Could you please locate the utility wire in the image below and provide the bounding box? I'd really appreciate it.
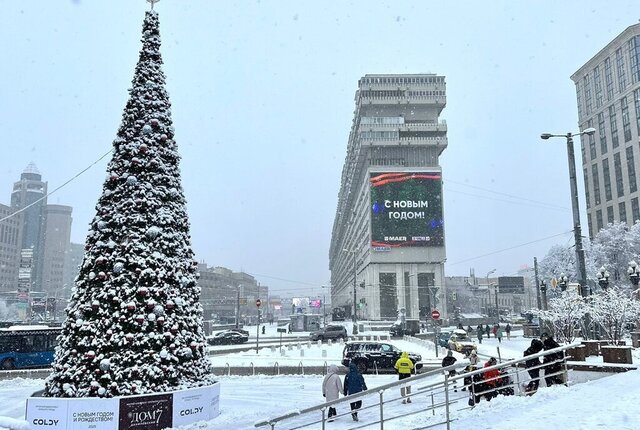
[444,187,569,212]
[445,179,569,210]
[0,149,113,225]
[448,231,573,266]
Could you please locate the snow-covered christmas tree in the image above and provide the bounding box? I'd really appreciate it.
[45,9,212,398]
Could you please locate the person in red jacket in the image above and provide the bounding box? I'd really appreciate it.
[482,357,501,400]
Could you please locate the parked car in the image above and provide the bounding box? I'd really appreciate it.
[309,325,348,341]
[207,330,249,345]
[447,329,477,355]
[341,341,422,374]
[389,319,420,337]
[437,331,452,348]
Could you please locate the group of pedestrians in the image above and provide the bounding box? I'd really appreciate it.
[474,323,511,343]
[322,363,368,422]
[523,332,565,394]
[322,352,416,422]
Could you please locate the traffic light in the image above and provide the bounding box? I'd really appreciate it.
[452,292,457,301]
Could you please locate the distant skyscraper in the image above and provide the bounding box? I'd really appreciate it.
[571,23,640,236]
[329,74,448,321]
[40,204,72,294]
[0,203,22,292]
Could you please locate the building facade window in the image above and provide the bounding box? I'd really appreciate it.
[592,164,601,206]
[594,65,604,108]
[634,88,640,136]
[584,167,591,209]
[583,74,593,115]
[605,57,614,101]
[596,209,604,231]
[576,81,583,120]
[598,112,608,154]
[622,97,632,142]
[614,152,625,197]
[588,122,597,159]
[627,146,638,193]
[607,205,614,224]
[633,197,640,223]
[603,158,612,201]
[631,36,640,84]
[616,48,627,92]
[609,105,619,148]
[619,201,628,224]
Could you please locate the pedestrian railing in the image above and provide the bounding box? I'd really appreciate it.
[254,342,581,430]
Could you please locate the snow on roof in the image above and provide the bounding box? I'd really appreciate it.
[22,162,40,175]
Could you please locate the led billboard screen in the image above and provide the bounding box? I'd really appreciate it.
[370,172,444,247]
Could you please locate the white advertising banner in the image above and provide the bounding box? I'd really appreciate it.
[66,398,119,429]
[25,383,220,430]
[25,398,68,429]
[171,383,221,427]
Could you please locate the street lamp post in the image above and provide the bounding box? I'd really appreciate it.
[343,248,359,335]
[540,280,548,311]
[321,285,328,327]
[485,269,496,317]
[558,273,568,292]
[597,266,610,291]
[540,127,596,297]
[493,284,499,324]
[628,261,640,288]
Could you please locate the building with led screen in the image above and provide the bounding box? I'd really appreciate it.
[329,74,448,321]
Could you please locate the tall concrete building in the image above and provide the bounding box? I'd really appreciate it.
[329,74,448,321]
[571,23,640,237]
[40,204,72,295]
[0,203,22,292]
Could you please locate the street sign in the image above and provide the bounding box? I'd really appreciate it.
[431,310,441,320]
[256,299,262,308]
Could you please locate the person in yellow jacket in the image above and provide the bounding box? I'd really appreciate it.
[394,351,414,403]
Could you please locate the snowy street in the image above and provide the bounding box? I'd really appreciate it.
[2,327,639,429]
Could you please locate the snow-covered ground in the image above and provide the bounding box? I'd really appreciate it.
[1,325,639,429]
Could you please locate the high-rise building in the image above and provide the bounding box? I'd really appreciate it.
[11,162,47,291]
[329,74,448,321]
[0,203,22,291]
[40,204,72,295]
[571,23,640,237]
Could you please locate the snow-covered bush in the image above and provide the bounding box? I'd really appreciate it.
[588,287,640,343]
[532,292,588,343]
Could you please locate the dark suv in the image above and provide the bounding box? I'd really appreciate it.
[341,341,422,374]
[309,325,348,341]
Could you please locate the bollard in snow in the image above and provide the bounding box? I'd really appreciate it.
[322,349,327,358]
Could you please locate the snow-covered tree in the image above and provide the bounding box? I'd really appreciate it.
[538,244,580,299]
[45,10,212,398]
[532,292,588,343]
[588,287,640,343]
[588,222,638,284]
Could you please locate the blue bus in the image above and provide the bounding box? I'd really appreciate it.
[0,325,61,370]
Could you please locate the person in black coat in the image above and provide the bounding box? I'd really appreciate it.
[523,338,544,393]
[541,333,564,386]
[442,350,458,391]
[344,363,367,422]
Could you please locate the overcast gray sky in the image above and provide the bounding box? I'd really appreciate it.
[0,1,638,297]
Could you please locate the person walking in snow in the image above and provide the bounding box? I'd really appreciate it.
[492,324,498,338]
[485,324,491,339]
[505,323,511,340]
[496,325,503,343]
[541,333,564,387]
[394,351,415,403]
[322,364,343,421]
[441,350,458,391]
[523,338,543,394]
[344,363,367,421]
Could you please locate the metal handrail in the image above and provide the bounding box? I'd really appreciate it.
[256,342,581,429]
